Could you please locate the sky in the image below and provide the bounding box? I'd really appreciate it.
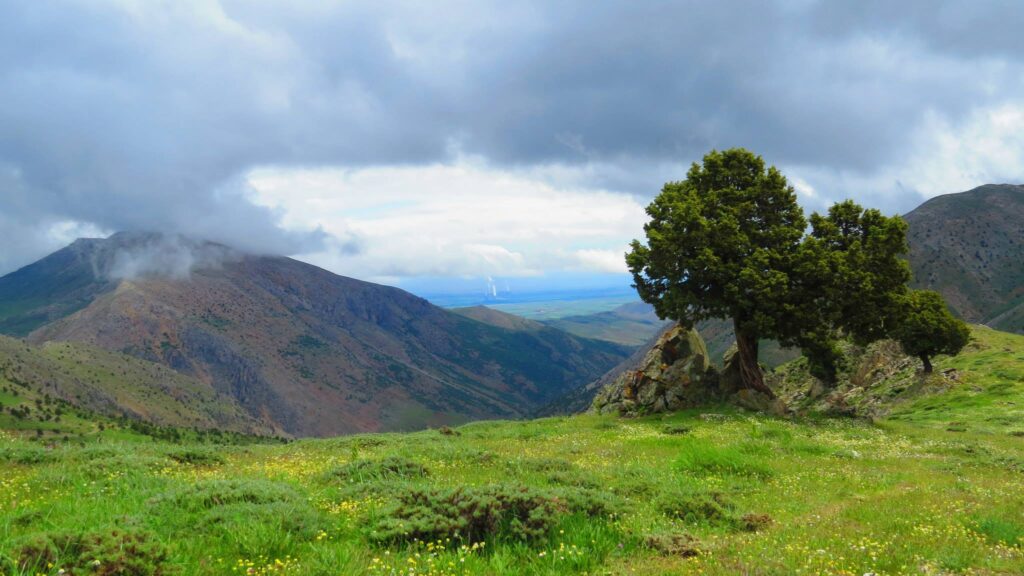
[1,1,1023,294]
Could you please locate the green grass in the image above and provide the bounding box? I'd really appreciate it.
[0,326,1022,575]
[1,408,1022,575]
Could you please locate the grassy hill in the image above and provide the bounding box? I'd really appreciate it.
[1,328,1022,575]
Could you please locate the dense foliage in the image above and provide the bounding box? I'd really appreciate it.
[627,148,806,393]
[892,289,971,373]
[629,147,956,389]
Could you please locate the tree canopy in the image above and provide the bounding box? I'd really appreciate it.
[627,148,805,394]
[892,289,971,373]
[628,147,952,394]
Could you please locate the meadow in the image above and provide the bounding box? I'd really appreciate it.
[2,406,1023,575]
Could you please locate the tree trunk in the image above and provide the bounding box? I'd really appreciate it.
[734,320,773,396]
[920,354,933,374]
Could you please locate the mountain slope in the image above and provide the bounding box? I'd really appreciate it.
[905,183,1024,332]
[542,301,669,346]
[0,335,269,435]
[6,233,630,436]
[0,239,118,336]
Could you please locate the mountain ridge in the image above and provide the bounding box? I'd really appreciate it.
[0,233,630,436]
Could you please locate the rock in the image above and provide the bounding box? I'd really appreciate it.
[592,324,718,416]
[731,388,789,417]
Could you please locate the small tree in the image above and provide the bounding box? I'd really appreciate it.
[791,200,911,383]
[627,148,806,394]
[892,290,970,373]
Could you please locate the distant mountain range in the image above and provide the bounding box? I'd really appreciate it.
[0,233,630,436]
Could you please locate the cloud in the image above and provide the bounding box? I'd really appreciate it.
[1,1,1022,279]
[246,161,646,280]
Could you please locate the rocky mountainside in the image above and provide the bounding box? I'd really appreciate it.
[0,335,269,435]
[905,183,1024,333]
[0,233,630,436]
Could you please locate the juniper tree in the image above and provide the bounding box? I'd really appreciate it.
[892,289,970,373]
[791,200,912,382]
[627,148,806,394]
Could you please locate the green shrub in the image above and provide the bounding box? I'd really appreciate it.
[198,500,326,558]
[656,489,735,526]
[328,456,429,482]
[508,457,576,474]
[155,479,298,512]
[165,448,225,466]
[370,485,620,544]
[13,528,170,575]
[0,446,58,465]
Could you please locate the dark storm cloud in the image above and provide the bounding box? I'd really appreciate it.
[1,0,1021,273]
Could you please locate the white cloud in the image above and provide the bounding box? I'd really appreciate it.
[786,101,1024,214]
[246,160,647,281]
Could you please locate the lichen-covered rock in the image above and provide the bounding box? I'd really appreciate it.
[592,324,721,415]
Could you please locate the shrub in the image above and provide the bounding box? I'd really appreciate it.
[328,456,429,483]
[165,448,225,466]
[0,446,58,465]
[156,479,298,512]
[657,490,735,526]
[370,485,620,544]
[14,528,170,575]
[508,457,576,474]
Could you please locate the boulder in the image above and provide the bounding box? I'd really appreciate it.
[592,324,720,415]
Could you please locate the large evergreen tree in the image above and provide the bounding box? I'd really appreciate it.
[626,148,806,394]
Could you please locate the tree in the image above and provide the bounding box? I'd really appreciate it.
[892,290,970,373]
[790,200,912,382]
[627,148,806,394]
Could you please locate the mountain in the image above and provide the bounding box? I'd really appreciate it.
[0,233,631,436]
[904,183,1024,333]
[541,301,669,347]
[0,335,269,436]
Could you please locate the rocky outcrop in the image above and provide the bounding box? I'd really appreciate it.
[592,324,723,415]
[591,326,793,417]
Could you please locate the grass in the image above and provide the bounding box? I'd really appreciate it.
[1,408,1022,575]
[0,325,1021,575]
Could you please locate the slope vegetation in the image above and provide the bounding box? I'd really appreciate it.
[4,233,630,436]
[0,335,269,437]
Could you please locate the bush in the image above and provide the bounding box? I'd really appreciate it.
[370,485,620,544]
[13,528,170,575]
[0,446,58,465]
[155,479,298,512]
[657,489,735,526]
[328,456,429,483]
[165,448,225,466]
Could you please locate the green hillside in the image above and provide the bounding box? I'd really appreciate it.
[0,336,272,438]
[1,328,1022,575]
